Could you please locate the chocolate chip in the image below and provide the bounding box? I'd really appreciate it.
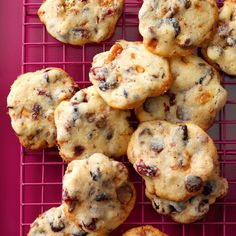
[44,73,50,83]
[95,192,111,201]
[198,199,209,213]
[106,130,113,140]
[116,183,133,204]
[150,138,164,153]
[199,76,205,84]
[82,218,97,231]
[185,175,203,193]
[157,18,180,37]
[7,106,14,109]
[126,110,138,130]
[139,128,152,137]
[167,92,176,106]
[184,0,191,9]
[90,168,101,181]
[87,132,93,140]
[98,81,109,91]
[202,181,214,196]
[32,104,41,119]
[74,145,85,156]
[123,89,128,98]
[50,221,65,232]
[169,18,180,37]
[72,28,91,39]
[180,125,188,142]
[135,159,159,177]
[153,200,160,210]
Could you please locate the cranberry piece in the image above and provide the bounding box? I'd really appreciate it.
[135,160,159,177]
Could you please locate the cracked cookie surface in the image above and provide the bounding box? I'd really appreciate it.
[89,40,172,109]
[55,86,133,162]
[128,120,219,202]
[62,153,136,235]
[7,68,78,150]
[202,0,236,75]
[136,55,227,130]
[139,0,218,57]
[38,0,123,45]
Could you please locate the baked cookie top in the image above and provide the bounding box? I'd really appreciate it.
[38,0,123,45]
[89,40,172,109]
[123,225,168,236]
[62,153,136,235]
[127,120,219,202]
[147,173,228,224]
[139,0,218,57]
[28,205,96,236]
[7,68,78,150]
[136,55,227,131]
[54,86,133,162]
[202,0,236,75]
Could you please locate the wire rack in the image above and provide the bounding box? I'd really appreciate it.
[20,0,236,235]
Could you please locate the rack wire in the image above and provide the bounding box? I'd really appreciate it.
[20,0,236,235]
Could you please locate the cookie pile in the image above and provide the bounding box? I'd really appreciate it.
[28,154,136,235]
[7,0,233,235]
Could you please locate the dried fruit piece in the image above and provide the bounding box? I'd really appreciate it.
[135,160,159,177]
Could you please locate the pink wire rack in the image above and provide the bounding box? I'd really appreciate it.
[20,0,236,235]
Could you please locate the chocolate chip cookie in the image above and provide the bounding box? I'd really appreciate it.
[136,55,227,130]
[38,0,123,45]
[7,68,78,150]
[89,40,172,109]
[202,0,236,75]
[139,0,218,57]
[147,172,228,223]
[54,86,133,162]
[127,120,219,202]
[62,153,136,235]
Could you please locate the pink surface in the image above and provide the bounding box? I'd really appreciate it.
[0,1,22,235]
[1,0,236,235]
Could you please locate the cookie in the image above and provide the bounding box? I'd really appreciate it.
[136,55,227,131]
[127,120,219,202]
[28,205,93,236]
[38,0,123,45]
[139,0,218,57]
[89,40,172,109]
[7,68,78,150]
[202,0,236,75]
[62,153,136,235]
[54,86,133,162]
[123,225,168,236]
[147,173,228,224]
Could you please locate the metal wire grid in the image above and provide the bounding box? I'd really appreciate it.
[20,0,236,235]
